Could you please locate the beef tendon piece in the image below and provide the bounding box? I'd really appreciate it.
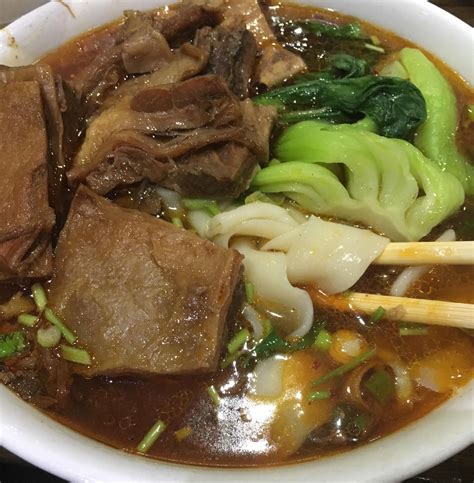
[68,75,277,198]
[48,186,243,377]
[0,81,55,281]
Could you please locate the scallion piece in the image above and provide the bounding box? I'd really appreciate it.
[308,390,331,402]
[137,419,167,453]
[0,331,26,359]
[467,105,474,121]
[171,216,184,228]
[17,313,38,328]
[364,369,395,404]
[364,43,385,53]
[244,281,255,305]
[220,349,243,369]
[368,306,385,325]
[314,329,332,351]
[227,328,250,355]
[399,325,428,336]
[44,308,76,344]
[207,385,220,406]
[60,345,92,365]
[312,348,376,387]
[182,198,220,216]
[37,325,61,348]
[31,283,47,312]
[174,426,193,441]
[370,35,381,46]
[262,319,273,338]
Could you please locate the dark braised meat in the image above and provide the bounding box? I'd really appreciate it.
[221,0,306,87]
[0,64,66,222]
[68,75,277,198]
[0,79,55,281]
[195,25,257,98]
[48,186,243,377]
[68,4,220,112]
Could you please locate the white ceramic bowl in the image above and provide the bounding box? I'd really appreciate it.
[0,1,473,481]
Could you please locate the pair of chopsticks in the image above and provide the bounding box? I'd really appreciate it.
[314,241,474,329]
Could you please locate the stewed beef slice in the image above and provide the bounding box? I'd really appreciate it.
[0,80,55,281]
[48,186,243,376]
[220,0,306,87]
[195,25,257,98]
[68,75,277,198]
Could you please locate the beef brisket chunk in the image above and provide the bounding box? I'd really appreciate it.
[68,75,277,198]
[48,186,243,376]
[0,80,55,281]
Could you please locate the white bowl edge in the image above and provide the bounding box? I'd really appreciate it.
[0,0,473,481]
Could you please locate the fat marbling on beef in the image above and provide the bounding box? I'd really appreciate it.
[48,186,243,376]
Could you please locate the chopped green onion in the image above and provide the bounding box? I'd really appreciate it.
[399,325,428,336]
[308,390,331,402]
[60,345,92,365]
[174,426,192,442]
[368,306,385,325]
[364,369,395,404]
[262,319,273,338]
[244,281,255,304]
[364,43,385,53]
[37,325,61,348]
[137,419,167,453]
[171,216,184,228]
[227,328,250,355]
[17,313,38,327]
[312,348,377,387]
[207,385,220,406]
[44,308,76,344]
[0,331,26,359]
[314,329,332,352]
[370,35,381,46]
[220,349,243,369]
[182,198,220,216]
[31,283,47,312]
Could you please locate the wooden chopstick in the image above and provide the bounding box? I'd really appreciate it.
[306,287,474,329]
[374,241,474,265]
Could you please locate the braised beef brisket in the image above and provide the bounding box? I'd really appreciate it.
[68,75,277,198]
[0,79,55,281]
[48,186,243,376]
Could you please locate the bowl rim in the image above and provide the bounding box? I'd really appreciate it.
[0,0,473,481]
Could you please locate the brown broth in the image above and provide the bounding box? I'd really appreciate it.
[2,1,474,468]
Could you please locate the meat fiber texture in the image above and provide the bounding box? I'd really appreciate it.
[68,75,277,198]
[48,186,243,377]
[0,76,56,281]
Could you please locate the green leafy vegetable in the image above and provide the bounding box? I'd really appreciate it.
[364,369,395,404]
[297,54,370,82]
[0,331,26,359]
[251,121,464,241]
[255,74,427,139]
[312,348,377,387]
[300,20,364,39]
[182,198,220,216]
[399,48,474,195]
[137,419,167,453]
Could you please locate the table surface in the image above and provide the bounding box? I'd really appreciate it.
[1,0,473,481]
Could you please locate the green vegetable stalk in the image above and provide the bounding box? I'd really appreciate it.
[399,48,474,194]
[251,121,464,241]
